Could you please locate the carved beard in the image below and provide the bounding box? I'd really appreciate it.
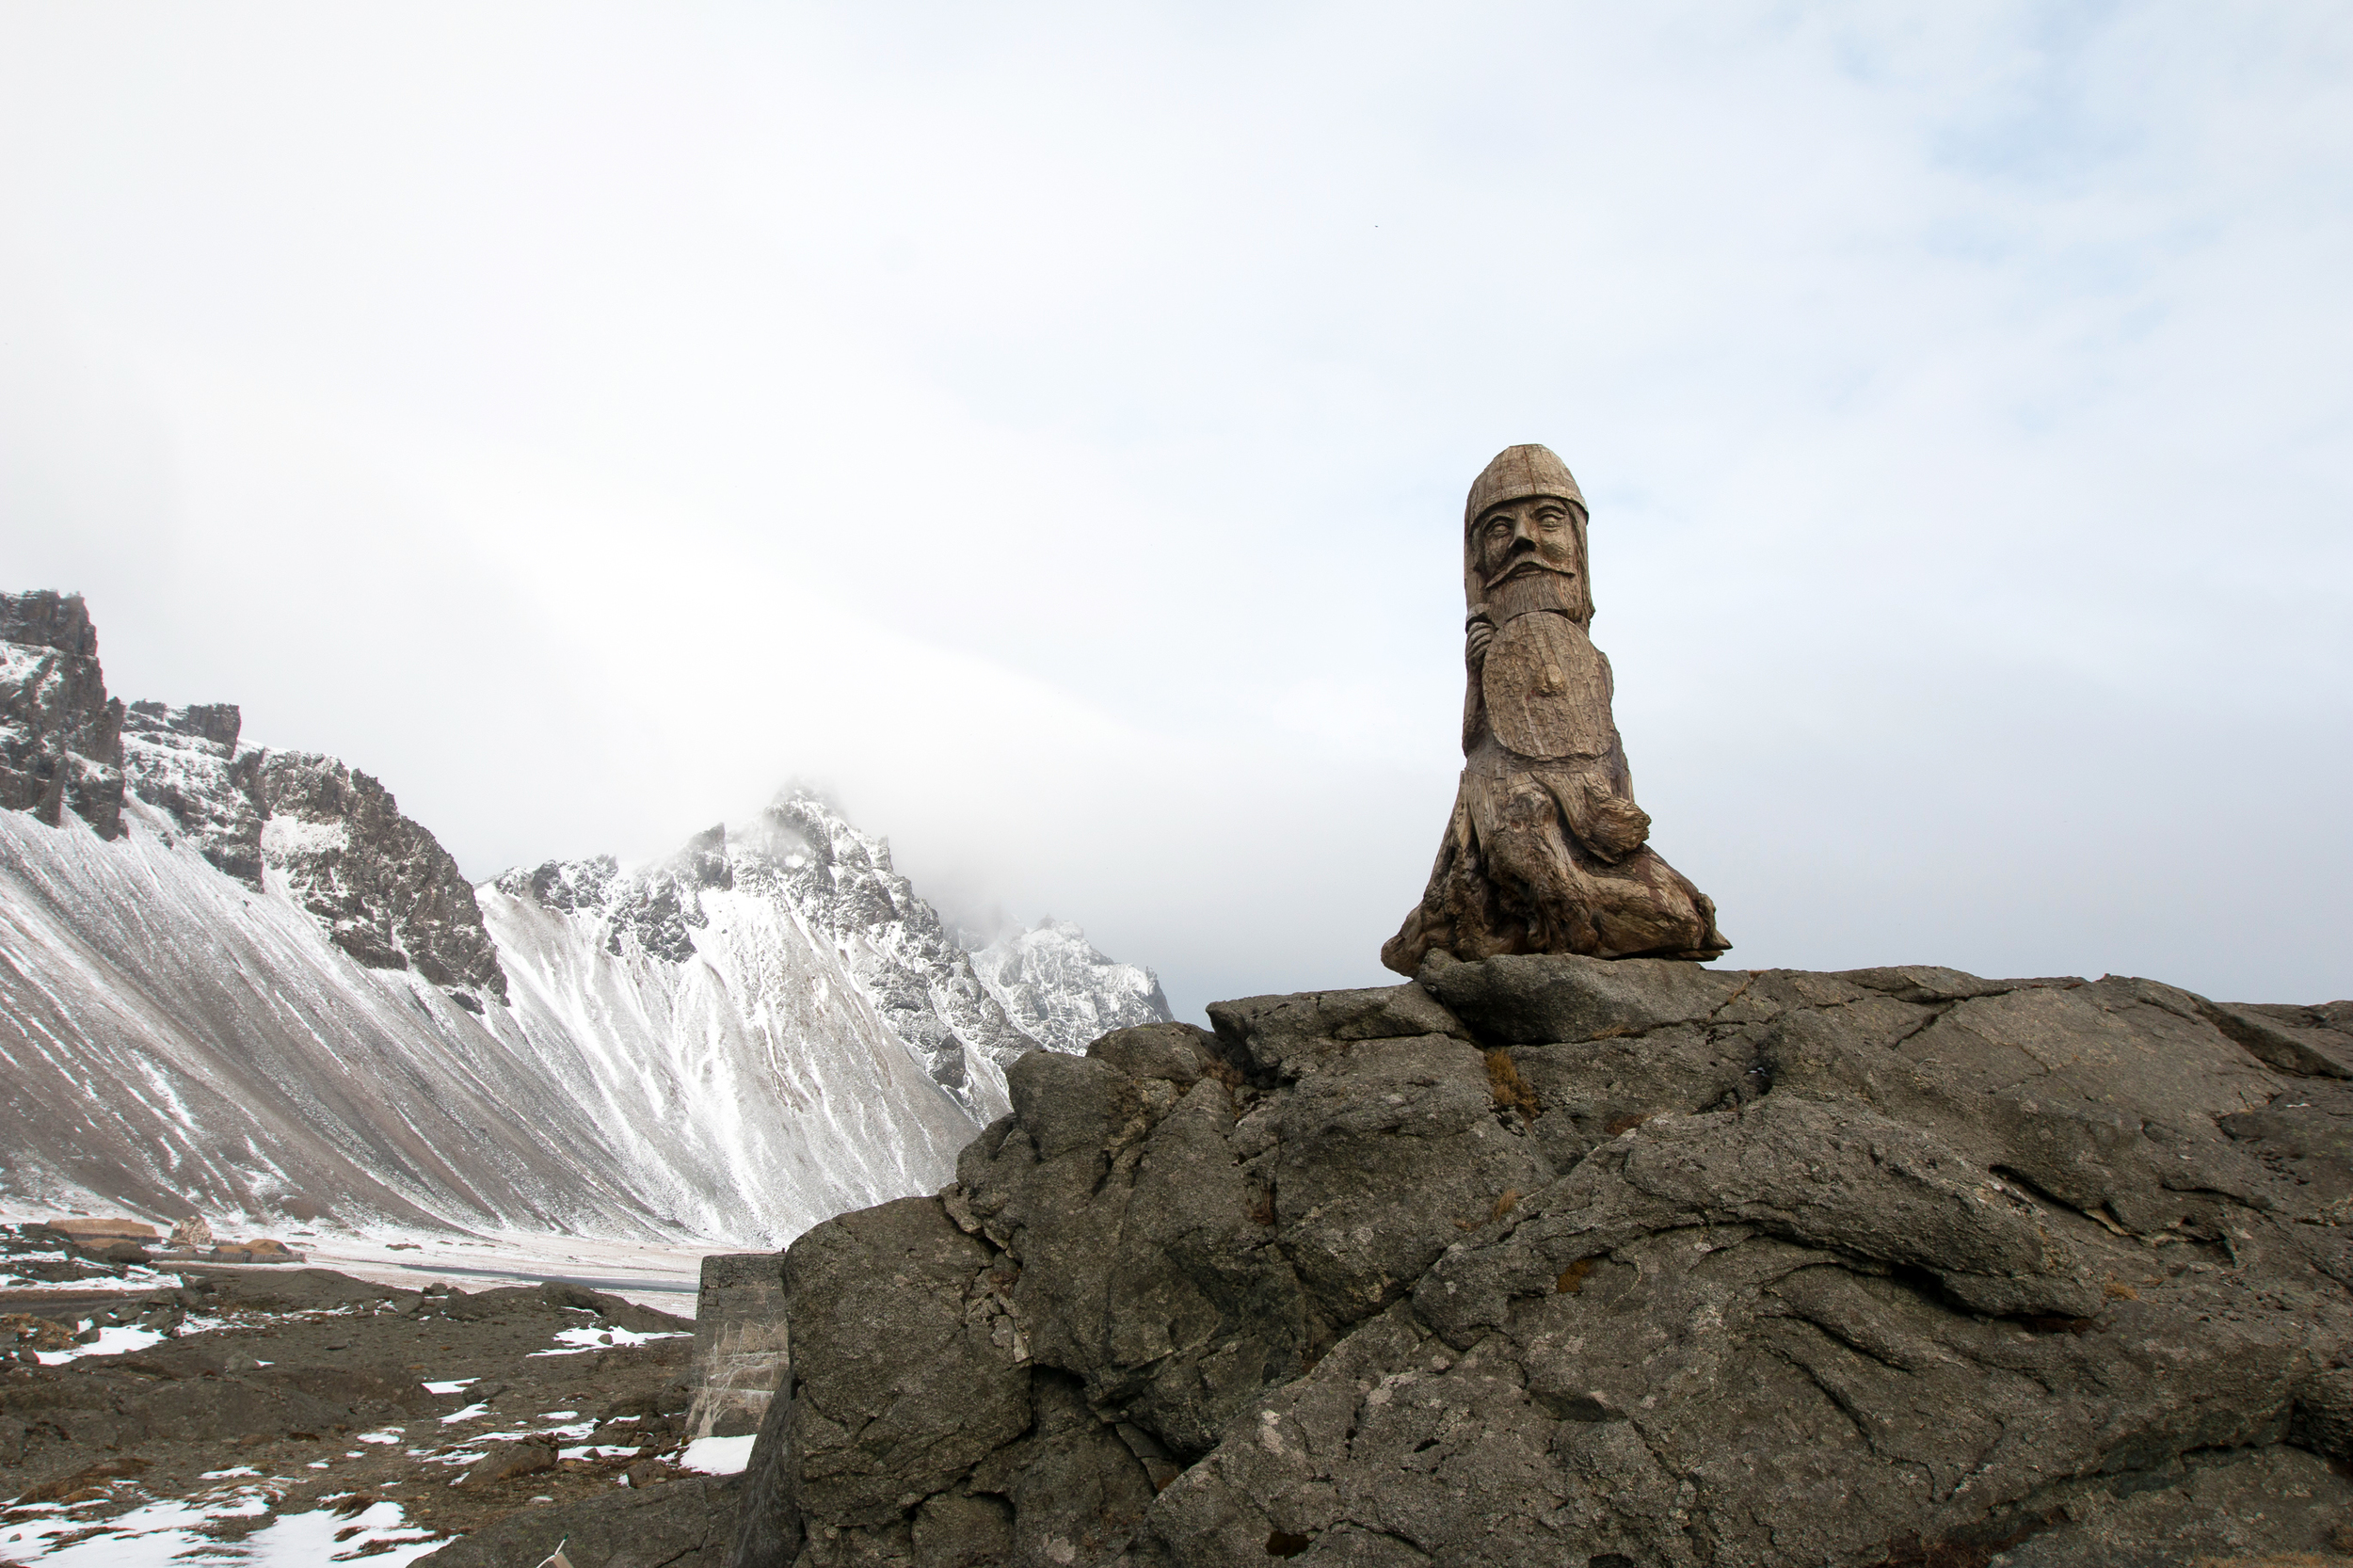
[1475,547,1584,626]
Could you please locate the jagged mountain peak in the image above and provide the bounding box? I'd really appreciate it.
[491,788,1050,1121]
[968,916,1175,1055]
[762,786,889,870]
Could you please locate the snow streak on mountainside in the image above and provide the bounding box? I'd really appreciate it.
[0,591,1172,1246]
[0,798,667,1236]
[968,919,1174,1055]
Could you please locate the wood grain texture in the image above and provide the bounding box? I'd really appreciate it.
[1385,443,1729,975]
[1481,612,1616,761]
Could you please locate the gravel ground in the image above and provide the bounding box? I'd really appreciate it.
[0,1229,738,1565]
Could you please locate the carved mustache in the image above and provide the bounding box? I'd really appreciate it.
[1481,543,1577,590]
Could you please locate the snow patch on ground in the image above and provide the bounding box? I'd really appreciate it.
[679,1434,758,1475]
[34,1324,168,1365]
[531,1323,690,1356]
[0,1488,442,1565]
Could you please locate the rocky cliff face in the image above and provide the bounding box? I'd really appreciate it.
[968,919,1173,1056]
[122,700,505,1003]
[120,699,264,886]
[257,750,509,1006]
[732,952,2353,1568]
[0,591,124,840]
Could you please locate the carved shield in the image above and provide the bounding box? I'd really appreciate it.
[1481,612,1617,760]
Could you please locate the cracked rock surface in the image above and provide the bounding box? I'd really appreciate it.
[730,952,2353,1567]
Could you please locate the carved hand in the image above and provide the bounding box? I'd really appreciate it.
[1465,618,1494,671]
[1573,779,1653,863]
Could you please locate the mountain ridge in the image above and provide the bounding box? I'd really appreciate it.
[0,590,1172,1245]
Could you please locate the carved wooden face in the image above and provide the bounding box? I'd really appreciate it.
[1472,496,1580,590]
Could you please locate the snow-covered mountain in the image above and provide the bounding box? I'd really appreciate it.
[487,795,1040,1126]
[0,592,1171,1246]
[967,918,1174,1055]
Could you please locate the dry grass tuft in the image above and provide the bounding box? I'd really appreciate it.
[1485,1050,1541,1120]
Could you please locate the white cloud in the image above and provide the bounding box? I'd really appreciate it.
[0,2,2345,1016]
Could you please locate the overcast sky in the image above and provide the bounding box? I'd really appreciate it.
[2,3,2346,1019]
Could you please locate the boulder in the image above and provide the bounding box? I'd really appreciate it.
[205,1238,305,1264]
[729,959,2353,1568]
[461,1438,558,1485]
[44,1216,159,1243]
[1,1314,78,1352]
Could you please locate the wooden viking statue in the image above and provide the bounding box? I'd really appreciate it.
[1382,443,1730,974]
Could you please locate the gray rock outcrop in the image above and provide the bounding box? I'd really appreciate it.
[0,591,125,840]
[120,699,264,885]
[731,953,2353,1567]
[256,750,507,1005]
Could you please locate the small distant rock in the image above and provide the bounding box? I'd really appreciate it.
[461,1439,558,1486]
[1,1314,78,1352]
[207,1238,304,1264]
[46,1216,159,1243]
